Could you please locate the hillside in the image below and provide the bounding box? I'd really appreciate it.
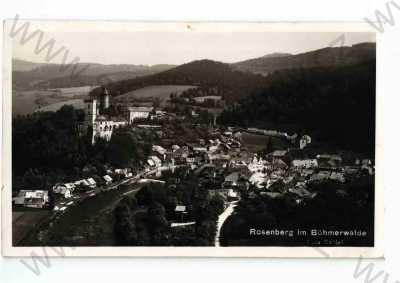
[232,42,375,75]
[12,59,175,90]
[96,60,267,103]
[12,58,46,71]
[219,59,376,154]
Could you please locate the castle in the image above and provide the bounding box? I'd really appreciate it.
[82,87,127,144]
[82,87,154,144]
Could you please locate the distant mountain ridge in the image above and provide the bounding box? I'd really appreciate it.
[231,42,376,75]
[12,59,176,90]
[12,58,47,72]
[95,42,375,103]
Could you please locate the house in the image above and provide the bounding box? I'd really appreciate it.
[272,158,288,169]
[152,145,167,155]
[249,172,268,188]
[103,175,113,185]
[330,172,345,183]
[268,150,288,164]
[309,171,331,182]
[248,156,267,172]
[317,154,343,167]
[86,178,97,188]
[126,106,154,123]
[193,147,208,153]
[171,144,180,152]
[175,205,186,213]
[13,190,49,208]
[208,188,237,200]
[299,135,312,149]
[292,159,318,169]
[172,148,189,161]
[186,154,197,164]
[115,168,132,178]
[53,183,75,198]
[74,179,90,188]
[224,172,240,186]
[148,155,162,167]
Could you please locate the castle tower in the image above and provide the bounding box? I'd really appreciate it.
[99,87,110,110]
[84,98,98,125]
[83,98,98,144]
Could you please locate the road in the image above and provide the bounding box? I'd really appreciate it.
[215,200,238,247]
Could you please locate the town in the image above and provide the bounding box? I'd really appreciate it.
[12,85,375,247]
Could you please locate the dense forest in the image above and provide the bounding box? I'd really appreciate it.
[232,42,375,75]
[114,168,225,246]
[12,106,148,191]
[93,60,267,103]
[219,60,376,155]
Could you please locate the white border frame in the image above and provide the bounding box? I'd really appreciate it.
[1,21,384,258]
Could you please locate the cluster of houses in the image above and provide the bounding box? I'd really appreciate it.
[12,167,135,209]
[173,128,375,207]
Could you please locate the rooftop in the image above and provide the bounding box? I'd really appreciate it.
[127,106,154,112]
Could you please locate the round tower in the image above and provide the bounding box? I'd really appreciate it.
[102,87,110,110]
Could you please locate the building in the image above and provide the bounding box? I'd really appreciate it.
[86,178,97,188]
[126,106,154,123]
[82,96,128,144]
[292,159,318,169]
[299,135,312,149]
[317,154,343,167]
[13,190,49,208]
[103,175,113,185]
[53,183,75,198]
[147,155,162,167]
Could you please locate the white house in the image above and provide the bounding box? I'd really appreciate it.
[148,155,162,167]
[13,190,49,208]
[292,159,318,169]
[103,175,113,185]
[126,106,153,123]
[152,145,167,155]
[53,183,74,198]
[86,178,97,188]
[299,135,312,149]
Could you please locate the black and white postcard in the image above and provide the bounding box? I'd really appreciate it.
[1,21,383,257]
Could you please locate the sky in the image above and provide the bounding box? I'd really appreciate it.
[12,31,375,66]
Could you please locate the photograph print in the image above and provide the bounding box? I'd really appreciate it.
[3,21,380,257]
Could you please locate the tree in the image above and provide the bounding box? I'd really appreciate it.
[106,128,138,167]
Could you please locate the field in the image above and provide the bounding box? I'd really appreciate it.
[12,86,92,116]
[114,85,197,105]
[36,99,85,113]
[12,209,51,245]
[241,132,290,152]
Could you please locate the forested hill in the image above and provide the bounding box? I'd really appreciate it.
[232,42,376,76]
[219,60,376,154]
[95,60,267,103]
[94,43,375,104]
